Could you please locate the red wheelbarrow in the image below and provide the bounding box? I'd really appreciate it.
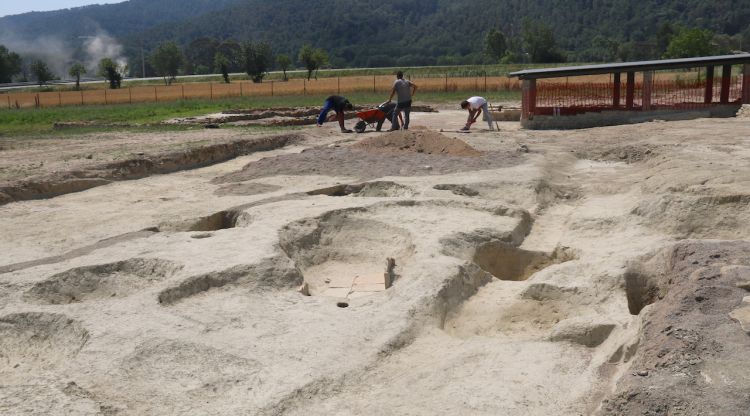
[354,102,403,133]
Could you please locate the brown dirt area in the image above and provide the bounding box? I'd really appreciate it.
[2,104,750,415]
[354,130,482,156]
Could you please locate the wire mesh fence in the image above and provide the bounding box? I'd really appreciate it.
[0,74,521,109]
[534,75,744,115]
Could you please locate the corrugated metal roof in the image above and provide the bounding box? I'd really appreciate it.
[509,54,750,79]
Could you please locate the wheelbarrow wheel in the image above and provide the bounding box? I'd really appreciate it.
[354,120,367,133]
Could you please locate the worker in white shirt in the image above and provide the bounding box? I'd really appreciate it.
[460,96,494,131]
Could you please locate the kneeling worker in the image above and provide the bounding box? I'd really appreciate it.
[317,95,355,133]
[460,96,494,131]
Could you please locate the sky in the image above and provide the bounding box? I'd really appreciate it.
[1,1,123,18]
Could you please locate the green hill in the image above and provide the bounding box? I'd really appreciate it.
[2,0,749,74]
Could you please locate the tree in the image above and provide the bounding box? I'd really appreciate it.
[311,49,328,79]
[0,45,22,83]
[656,23,677,55]
[217,40,242,73]
[30,60,55,86]
[663,28,717,58]
[150,41,184,85]
[298,44,328,81]
[214,52,230,83]
[522,19,566,63]
[276,54,291,81]
[485,29,507,62]
[68,63,86,90]
[242,41,273,83]
[98,58,123,89]
[185,37,219,74]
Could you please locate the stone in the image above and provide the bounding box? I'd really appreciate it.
[297,283,310,296]
[730,296,750,327]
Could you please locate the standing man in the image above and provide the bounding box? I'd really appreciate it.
[387,71,417,130]
[317,95,355,133]
[460,96,494,131]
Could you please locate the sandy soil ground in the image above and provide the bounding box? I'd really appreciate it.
[1,104,750,415]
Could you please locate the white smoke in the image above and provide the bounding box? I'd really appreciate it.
[0,30,128,81]
[0,35,74,79]
[82,32,128,74]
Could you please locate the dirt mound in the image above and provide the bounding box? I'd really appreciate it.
[737,104,750,118]
[216,147,521,183]
[355,130,481,157]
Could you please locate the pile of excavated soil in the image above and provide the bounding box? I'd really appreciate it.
[737,104,750,119]
[216,146,520,183]
[355,130,482,157]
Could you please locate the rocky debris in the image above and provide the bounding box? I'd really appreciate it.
[574,143,660,164]
[600,241,750,415]
[433,184,480,197]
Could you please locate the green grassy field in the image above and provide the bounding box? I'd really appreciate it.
[0,91,520,137]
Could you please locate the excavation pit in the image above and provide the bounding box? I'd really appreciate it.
[24,258,182,305]
[157,257,302,305]
[280,211,414,300]
[472,242,561,282]
[0,312,89,372]
[159,210,249,232]
[307,181,415,198]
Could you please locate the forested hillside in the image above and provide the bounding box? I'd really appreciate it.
[0,0,241,39]
[2,0,749,74]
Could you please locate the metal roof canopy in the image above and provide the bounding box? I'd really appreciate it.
[509,54,750,80]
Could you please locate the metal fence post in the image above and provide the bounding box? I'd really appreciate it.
[154,86,158,103]
[129,88,132,104]
[303,79,306,95]
[181,85,185,100]
[81,90,84,105]
[240,82,244,97]
[35,93,40,108]
[444,74,448,92]
[58,92,62,106]
[373,75,376,93]
[271,81,274,96]
[210,83,213,100]
[337,77,340,94]
[7,94,10,109]
[104,89,108,105]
